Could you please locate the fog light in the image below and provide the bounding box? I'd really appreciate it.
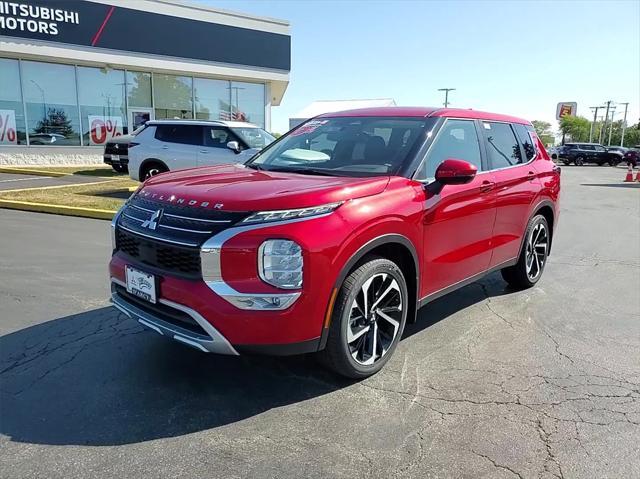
[259,239,303,289]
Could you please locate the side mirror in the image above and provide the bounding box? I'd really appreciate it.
[227,141,240,153]
[435,158,477,185]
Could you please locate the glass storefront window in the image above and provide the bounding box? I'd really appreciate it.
[0,58,27,145]
[21,61,81,146]
[127,71,152,108]
[153,74,193,120]
[194,78,231,121]
[77,67,126,145]
[229,81,265,128]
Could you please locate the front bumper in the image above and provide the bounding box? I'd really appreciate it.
[110,278,238,354]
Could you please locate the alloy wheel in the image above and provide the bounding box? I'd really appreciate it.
[525,223,548,281]
[347,273,403,365]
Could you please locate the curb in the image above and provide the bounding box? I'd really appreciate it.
[0,167,71,177]
[0,199,115,220]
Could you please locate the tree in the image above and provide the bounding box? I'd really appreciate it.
[559,115,590,143]
[34,108,74,137]
[531,120,555,146]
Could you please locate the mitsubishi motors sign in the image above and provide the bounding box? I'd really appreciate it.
[0,2,79,36]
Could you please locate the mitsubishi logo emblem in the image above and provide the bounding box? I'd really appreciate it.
[141,209,163,230]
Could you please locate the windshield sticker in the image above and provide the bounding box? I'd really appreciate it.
[483,122,491,129]
[290,119,329,136]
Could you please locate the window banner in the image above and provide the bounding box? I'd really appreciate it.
[88,115,123,145]
[0,109,18,145]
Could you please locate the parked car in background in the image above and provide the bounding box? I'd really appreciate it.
[623,147,639,167]
[605,146,628,165]
[127,120,275,181]
[103,134,135,173]
[109,107,560,378]
[557,142,619,166]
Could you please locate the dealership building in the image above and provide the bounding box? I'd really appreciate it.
[0,0,290,163]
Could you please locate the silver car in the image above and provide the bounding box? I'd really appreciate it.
[128,119,275,181]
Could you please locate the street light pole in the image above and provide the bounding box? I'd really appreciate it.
[619,102,629,146]
[607,107,616,146]
[589,106,603,143]
[437,88,456,108]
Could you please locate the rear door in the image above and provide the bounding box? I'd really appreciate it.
[482,121,539,268]
[154,124,203,171]
[416,118,497,296]
[198,126,240,166]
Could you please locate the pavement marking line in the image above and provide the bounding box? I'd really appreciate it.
[0,176,50,183]
[0,178,120,194]
[0,199,116,220]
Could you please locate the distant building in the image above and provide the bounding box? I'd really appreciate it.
[289,99,396,130]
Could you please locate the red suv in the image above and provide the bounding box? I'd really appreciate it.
[109,107,560,378]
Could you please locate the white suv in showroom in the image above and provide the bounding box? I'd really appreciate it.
[128,119,275,181]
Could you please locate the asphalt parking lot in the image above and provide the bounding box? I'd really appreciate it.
[0,166,638,479]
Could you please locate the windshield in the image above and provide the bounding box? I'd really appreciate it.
[232,127,275,149]
[246,117,428,177]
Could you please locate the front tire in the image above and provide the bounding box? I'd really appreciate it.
[575,156,585,166]
[320,257,408,379]
[141,162,168,180]
[501,215,550,289]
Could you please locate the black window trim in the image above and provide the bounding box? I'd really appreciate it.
[411,117,488,182]
[480,119,536,173]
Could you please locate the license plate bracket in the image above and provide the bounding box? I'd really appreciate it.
[125,266,157,304]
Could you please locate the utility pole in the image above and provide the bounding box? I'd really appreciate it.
[599,100,612,144]
[619,102,629,146]
[607,107,616,146]
[589,106,604,143]
[437,88,456,108]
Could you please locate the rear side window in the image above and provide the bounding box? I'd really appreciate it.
[417,119,482,180]
[482,122,522,169]
[580,145,595,151]
[513,124,536,161]
[154,125,203,145]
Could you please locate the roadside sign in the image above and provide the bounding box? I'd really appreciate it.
[88,115,123,145]
[0,109,18,145]
[556,102,577,120]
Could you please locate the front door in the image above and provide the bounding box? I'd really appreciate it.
[128,108,154,134]
[198,126,240,166]
[415,118,496,298]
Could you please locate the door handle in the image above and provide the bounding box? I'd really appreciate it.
[161,145,169,149]
[480,180,495,192]
[199,150,208,154]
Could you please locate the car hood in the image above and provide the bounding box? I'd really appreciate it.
[136,164,390,211]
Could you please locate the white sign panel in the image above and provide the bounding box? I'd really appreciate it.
[0,109,18,145]
[556,102,577,120]
[88,115,123,145]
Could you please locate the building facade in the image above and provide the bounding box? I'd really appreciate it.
[0,0,290,157]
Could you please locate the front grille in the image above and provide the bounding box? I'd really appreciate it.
[114,284,208,337]
[115,196,250,278]
[105,143,129,156]
[116,229,201,277]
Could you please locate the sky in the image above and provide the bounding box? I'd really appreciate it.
[203,0,640,135]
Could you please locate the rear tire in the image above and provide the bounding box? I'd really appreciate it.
[501,215,550,289]
[319,257,408,379]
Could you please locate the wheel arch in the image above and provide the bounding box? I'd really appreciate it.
[318,234,420,350]
[518,200,555,258]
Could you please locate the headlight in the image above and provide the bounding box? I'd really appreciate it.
[241,202,342,225]
[259,239,303,289]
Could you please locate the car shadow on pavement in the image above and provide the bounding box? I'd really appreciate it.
[0,273,511,447]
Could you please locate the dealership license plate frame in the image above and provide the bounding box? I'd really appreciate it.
[111,154,120,163]
[125,266,157,304]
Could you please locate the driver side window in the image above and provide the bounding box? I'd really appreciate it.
[416,119,482,180]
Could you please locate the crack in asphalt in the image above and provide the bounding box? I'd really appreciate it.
[471,449,525,479]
